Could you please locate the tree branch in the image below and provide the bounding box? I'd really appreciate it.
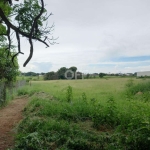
[12,31,24,66]
[23,37,33,67]
[0,0,54,67]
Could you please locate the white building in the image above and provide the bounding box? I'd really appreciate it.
[137,71,150,77]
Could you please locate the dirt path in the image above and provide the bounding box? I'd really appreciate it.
[0,97,28,150]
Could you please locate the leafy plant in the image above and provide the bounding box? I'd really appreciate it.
[66,85,73,102]
[126,78,134,88]
[17,88,29,96]
[82,92,87,103]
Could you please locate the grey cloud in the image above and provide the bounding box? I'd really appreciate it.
[18,0,150,73]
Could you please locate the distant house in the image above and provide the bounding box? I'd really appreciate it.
[137,71,150,77]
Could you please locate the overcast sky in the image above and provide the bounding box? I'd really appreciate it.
[16,0,150,73]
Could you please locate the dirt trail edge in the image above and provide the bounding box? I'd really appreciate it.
[0,97,28,150]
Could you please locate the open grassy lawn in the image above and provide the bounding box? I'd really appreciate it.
[28,77,142,100]
[13,78,150,150]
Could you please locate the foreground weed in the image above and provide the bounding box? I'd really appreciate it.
[126,81,150,102]
[13,118,122,150]
[93,96,118,129]
[106,96,118,125]
[17,88,29,96]
[126,78,134,88]
[66,85,73,102]
[82,92,87,103]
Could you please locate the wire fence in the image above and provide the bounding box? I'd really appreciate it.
[0,80,26,105]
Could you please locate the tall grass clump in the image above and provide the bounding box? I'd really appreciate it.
[17,87,29,96]
[92,96,120,129]
[128,81,150,94]
[126,78,134,88]
[126,81,150,102]
[66,85,73,102]
[82,92,87,103]
[17,86,40,96]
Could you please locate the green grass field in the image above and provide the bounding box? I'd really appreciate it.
[26,77,139,99]
[13,77,150,150]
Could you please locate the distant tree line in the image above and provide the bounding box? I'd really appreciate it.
[21,68,137,80]
[44,66,78,80]
[21,72,40,76]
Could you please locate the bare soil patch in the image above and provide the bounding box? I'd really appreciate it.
[0,97,28,150]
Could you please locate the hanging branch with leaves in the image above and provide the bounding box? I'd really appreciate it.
[0,0,56,67]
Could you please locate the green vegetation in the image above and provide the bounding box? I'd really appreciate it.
[99,73,106,78]
[66,85,73,102]
[13,78,150,149]
[0,1,20,105]
[0,1,19,82]
[126,79,150,102]
[0,82,21,107]
[44,66,77,80]
[0,0,53,67]
[0,48,19,82]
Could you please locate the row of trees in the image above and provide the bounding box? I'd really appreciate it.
[86,73,106,79]
[22,72,40,76]
[21,70,137,80]
[44,66,78,80]
[44,71,136,80]
[44,67,109,80]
